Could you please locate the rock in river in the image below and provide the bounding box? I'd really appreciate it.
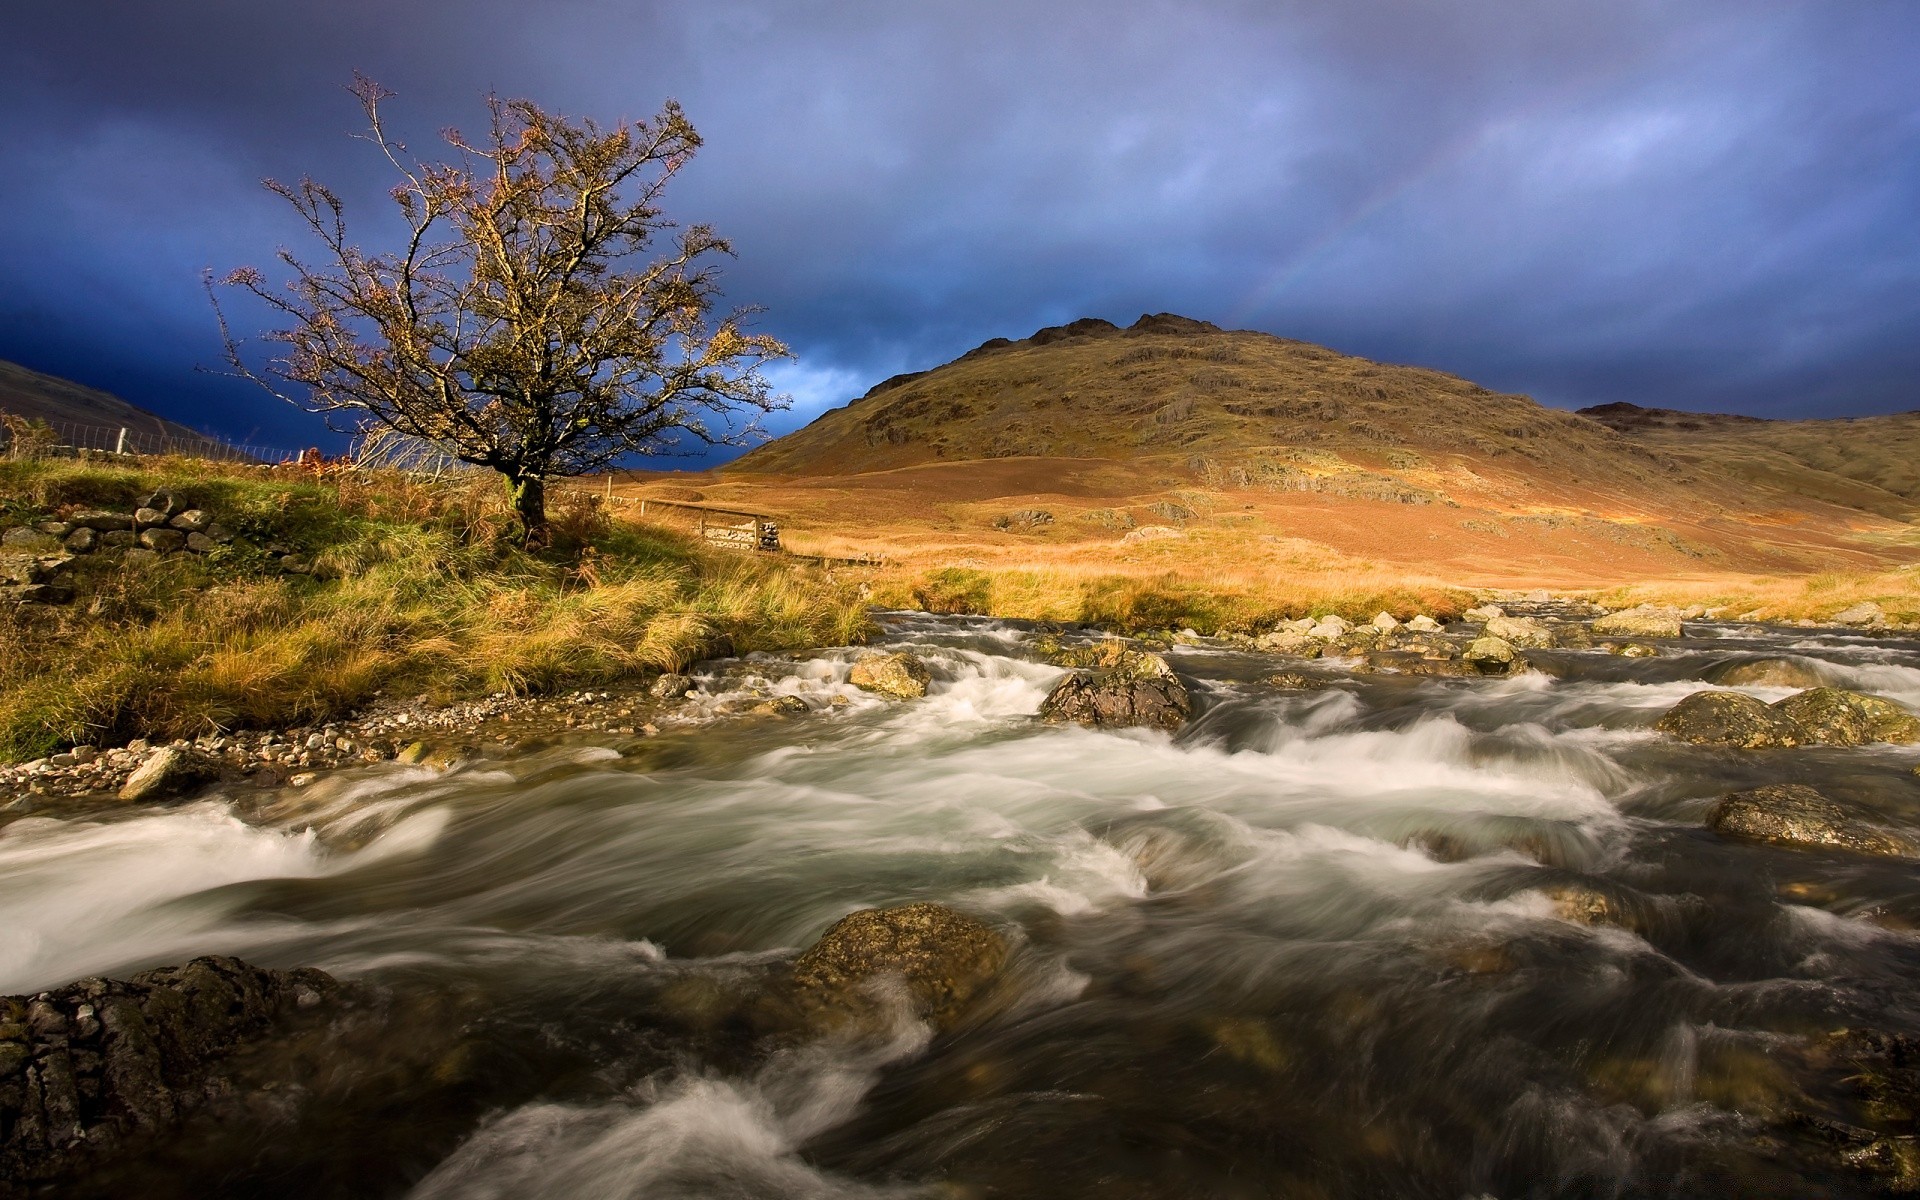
[1040,649,1190,730]
[117,746,219,802]
[790,903,1008,1032]
[1592,607,1684,639]
[1708,784,1915,857]
[1654,690,1802,748]
[1483,615,1556,649]
[1704,656,1829,689]
[1774,687,1920,747]
[0,956,347,1189]
[848,651,932,700]
[1462,635,1518,674]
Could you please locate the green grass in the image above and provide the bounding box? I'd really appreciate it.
[0,458,872,762]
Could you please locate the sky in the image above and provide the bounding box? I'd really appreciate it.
[2,0,1916,464]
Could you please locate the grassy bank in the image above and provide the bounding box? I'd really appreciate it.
[869,563,1471,634]
[1592,569,1920,625]
[0,459,872,763]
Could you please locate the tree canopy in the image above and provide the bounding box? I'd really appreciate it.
[216,76,788,544]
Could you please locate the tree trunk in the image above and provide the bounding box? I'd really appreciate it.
[507,473,549,550]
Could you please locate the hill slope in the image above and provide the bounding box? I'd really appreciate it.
[735,314,1674,493]
[1581,402,1920,519]
[617,314,1917,588]
[0,359,214,446]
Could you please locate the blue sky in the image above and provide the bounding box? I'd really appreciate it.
[2,1,1916,463]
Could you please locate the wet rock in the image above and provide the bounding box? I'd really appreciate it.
[1708,783,1914,856]
[1773,687,1920,747]
[1407,614,1443,632]
[789,903,1007,1032]
[1263,670,1333,690]
[649,673,694,700]
[1462,635,1518,674]
[1462,604,1504,622]
[1483,614,1555,649]
[117,746,219,802]
[1608,642,1660,658]
[1040,650,1190,730]
[1654,690,1802,748]
[848,651,932,700]
[751,695,811,716]
[1706,657,1827,688]
[0,956,347,1189]
[1592,606,1684,638]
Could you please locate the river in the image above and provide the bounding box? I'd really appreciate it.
[6,612,1920,1197]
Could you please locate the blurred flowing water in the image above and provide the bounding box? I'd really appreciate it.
[6,614,1920,1198]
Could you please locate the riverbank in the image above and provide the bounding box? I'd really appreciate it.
[0,457,872,765]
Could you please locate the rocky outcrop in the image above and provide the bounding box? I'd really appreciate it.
[1655,687,1920,749]
[0,956,347,1189]
[1707,784,1915,857]
[1040,649,1190,730]
[789,903,1008,1032]
[1654,691,1802,748]
[848,652,932,700]
[1592,606,1684,638]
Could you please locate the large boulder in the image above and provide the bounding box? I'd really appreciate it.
[1461,635,1518,674]
[118,746,220,802]
[789,903,1007,1032]
[847,652,932,700]
[0,956,346,1188]
[1040,650,1190,730]
[1593,607,1684,638]
[1708,784,1915,857]
[1830,601,1885,627]
[1654,690,1802,748]
[1483,615,1556,649]
[1705,657,1829,689]
[1774,687,1920,747]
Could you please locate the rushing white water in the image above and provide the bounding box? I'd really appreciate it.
[7,613,1920,1198]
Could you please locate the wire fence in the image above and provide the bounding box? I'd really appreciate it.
[2,416,302,465]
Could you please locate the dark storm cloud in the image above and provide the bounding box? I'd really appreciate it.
[1,1,1915,457]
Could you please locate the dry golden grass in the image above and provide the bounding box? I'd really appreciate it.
[0,458,870,761]
[1592,568,1920,624]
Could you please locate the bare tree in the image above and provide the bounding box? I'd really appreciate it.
[214,76,789,546]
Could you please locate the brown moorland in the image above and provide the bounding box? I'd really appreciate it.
[601,314,1920,627]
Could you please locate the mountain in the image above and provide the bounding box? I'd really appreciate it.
[0,359,217,448]
[733,313,1671,489]
[623,314,1917,584]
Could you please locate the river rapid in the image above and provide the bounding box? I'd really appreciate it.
[6,613,1920,1198]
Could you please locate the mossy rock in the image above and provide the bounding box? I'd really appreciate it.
[1708,783,1914,857]
[790,903,1008,1032]
[1655,691,1801,748]
[848,652,932,700]
[1773,687,1920,747]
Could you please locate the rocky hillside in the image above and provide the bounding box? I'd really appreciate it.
[732,314,1677,494]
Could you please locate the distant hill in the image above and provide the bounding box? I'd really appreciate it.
[0,359,219,449]
[731,313,1677,492]
[622,314,1918,584]
[1581,401,1920,518]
